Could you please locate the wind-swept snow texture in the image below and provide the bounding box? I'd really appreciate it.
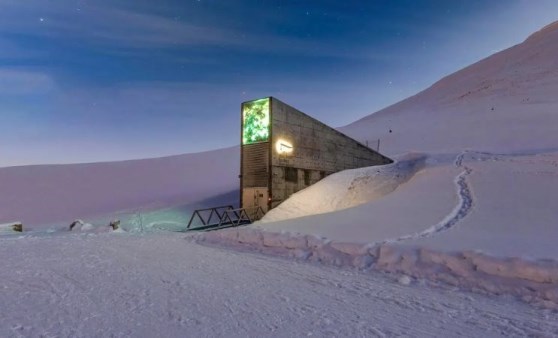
[340,21,558,156]
[199,218,558,309]
[1,233,557,337]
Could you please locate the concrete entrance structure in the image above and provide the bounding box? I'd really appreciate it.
[240,97,392,219]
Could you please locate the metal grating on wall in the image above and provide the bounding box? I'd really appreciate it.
[242,143,269,188]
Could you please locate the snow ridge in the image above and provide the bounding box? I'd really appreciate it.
[196,228,558,308]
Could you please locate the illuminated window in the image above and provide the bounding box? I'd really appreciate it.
[242,98,270,145]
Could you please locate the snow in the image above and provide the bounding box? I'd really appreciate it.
[67,219,116,233]
[261,152,428,223]
[1,232,557,337]
[406,151,558,259]
[0,147,239,229]
[207,149,556,306]
[198,221,558,308]
[253,150,558,259]
[256,157,458,244]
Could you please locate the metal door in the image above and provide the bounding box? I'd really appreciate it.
[242,187,268,220]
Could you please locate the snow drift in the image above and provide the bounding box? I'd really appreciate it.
[195,227,558,309]
[261,153,427,223]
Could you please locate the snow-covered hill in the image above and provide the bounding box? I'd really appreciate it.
[340,21,558,155]
[0,147,239,229]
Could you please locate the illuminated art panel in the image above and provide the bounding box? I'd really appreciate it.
[242,98,270,145]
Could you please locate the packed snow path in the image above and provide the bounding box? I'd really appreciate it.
[412,152,474,238]
[1,233,557,337]
[383,152,474,244]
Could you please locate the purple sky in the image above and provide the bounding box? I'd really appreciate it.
[1,0,557,167]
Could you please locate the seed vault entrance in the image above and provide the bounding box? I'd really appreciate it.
[242,188,269,212]
[240,97,393,221]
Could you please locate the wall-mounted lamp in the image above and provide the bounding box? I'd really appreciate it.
[276,139,293,154]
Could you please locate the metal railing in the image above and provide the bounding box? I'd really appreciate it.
[186,205,265,231]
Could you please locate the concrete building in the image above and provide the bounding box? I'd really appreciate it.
[240,97,392,218]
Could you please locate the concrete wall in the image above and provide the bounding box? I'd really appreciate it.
[270,97,392,208]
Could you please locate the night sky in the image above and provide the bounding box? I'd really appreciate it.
[1,0,557,166]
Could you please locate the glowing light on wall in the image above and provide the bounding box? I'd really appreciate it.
[276,139,293,154]
[242,98,270,145]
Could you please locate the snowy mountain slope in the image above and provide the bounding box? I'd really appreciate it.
[339,21,558,155]
[0,147,239,228]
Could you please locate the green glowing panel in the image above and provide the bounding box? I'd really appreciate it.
[242,98,270,145]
